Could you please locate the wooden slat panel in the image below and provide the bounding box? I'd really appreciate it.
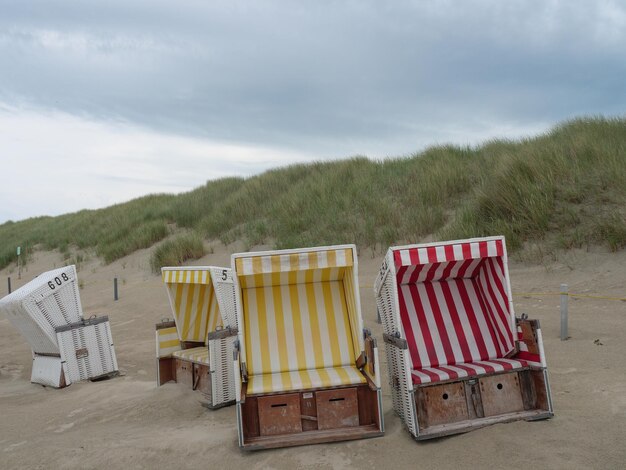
[175,358,193,387]
[479,372,524,417]
[420,382,468,427]
[316,387,359,430]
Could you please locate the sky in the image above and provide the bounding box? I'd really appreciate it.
[1,0,625,222]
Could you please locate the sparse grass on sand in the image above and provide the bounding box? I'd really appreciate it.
[0,116,624,270]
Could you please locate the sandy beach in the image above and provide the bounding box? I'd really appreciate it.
[1,244,625,469]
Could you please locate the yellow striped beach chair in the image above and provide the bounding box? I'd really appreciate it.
[156,266,238,409]
[232,245,384,450]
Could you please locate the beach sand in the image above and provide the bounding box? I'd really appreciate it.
[1,244,625,469]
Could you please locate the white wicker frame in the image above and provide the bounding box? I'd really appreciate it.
[375,249,419,437]
[0,265,118,388]
[57,318,118,383]
[207,266,238,408]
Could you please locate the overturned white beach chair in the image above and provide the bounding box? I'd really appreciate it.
[375,236,553,439]
[232,245,384,450]
[0,265,118,388]
[156,266,238,409]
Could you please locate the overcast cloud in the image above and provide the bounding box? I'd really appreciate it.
[1,1,625,222]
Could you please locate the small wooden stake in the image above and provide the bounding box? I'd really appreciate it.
[7,276,11,294]
[114,277,119,301]
[560,283,568,341]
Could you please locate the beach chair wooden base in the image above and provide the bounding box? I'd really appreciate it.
[156,321,239,409]
[413,368,552,439]
[157,354,213,403]
[238,384,384,450]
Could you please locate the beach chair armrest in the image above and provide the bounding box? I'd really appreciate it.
[383,332,408,350]
[208,326,238,341]
[515,316,546,367]
[362,330,381,389]
[515,317,541,349]
[233,342,243,402]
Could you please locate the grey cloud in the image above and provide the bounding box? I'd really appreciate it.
[1,0,625,158]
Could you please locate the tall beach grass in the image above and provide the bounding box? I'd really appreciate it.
[0,116,624,271]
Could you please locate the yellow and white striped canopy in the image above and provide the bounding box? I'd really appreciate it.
[235,247,353,276]
[162,268,223,343]
[162,269,213,284]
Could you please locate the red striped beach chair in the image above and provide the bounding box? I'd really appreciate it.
[375,236,553,439]
[156,266,238,409]
[232,245,384,450]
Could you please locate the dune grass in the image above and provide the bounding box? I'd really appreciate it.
[149,234,206,274]
[0,116,624,271]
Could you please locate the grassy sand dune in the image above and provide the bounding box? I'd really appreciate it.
[1,116,624,271]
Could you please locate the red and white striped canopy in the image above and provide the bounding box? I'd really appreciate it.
[391,237,516,373]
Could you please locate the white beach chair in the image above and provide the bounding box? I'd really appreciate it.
[375,236,553,439]
[156,266,238,409]
[0,265,118,388]
[232,245,384,450]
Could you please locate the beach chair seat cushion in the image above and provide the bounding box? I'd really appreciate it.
[247,365,366,395]
[172,346,210,366]
[411,357,529,385]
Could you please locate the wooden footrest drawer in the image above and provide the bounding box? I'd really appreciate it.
[175,358,193,387]
[258,393,303,436]
[417,382,468,427]
[479,373,524,417]
[316,387,359,430]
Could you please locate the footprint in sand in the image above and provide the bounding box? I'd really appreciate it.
[68,408,84,417]
[55,422,75,433]
[3,441,27,452]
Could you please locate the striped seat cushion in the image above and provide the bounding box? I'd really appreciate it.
[172,346,210,366]
[247,365,366,395]
[412,358,529,385]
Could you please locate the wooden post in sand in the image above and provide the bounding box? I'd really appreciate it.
[114,277,119,301]
[7,277,11,295]
[560,283,568,341]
